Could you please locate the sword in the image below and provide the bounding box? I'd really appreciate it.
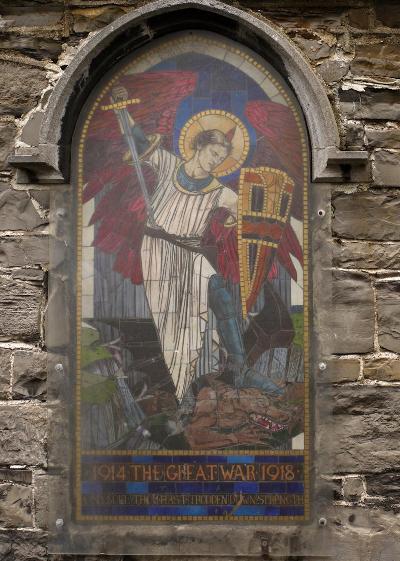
[101,94,158,227]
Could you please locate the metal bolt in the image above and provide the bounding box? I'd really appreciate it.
[319,517,327,527]
[318,361,327,371]
[55,518,64,529]
[317,209,325,217]
[55,363,63,372]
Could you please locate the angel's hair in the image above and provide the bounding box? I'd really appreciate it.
[191,129,232,154]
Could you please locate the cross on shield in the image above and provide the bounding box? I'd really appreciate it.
[238,166,295,317]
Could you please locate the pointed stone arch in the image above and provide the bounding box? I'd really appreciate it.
[10,0,367,184]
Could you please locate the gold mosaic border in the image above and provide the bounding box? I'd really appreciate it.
[75,31,310,523]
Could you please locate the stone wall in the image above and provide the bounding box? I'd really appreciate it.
[0,1,399,560]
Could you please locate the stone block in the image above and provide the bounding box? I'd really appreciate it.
[0,236,49,267]
[365,126,400,148]
[332,192,400,241]
[293,36,332,60]
[351,43,400,78]
[333,240,400,269]
[343,477,365,501]
[348,7,370,29]
[319,358,360,383]
[11,269,45,283]
[317,59,349,83]
[12,350,47,400]
[364,358,400,382]
[71,6,128,33]
[375,1,400,28]
[0,119,16,170]
[0,529,46,561]
[0,348,11,399]
[366,472,400,500]
[33,471,47,530]
[344,120,364,149]
[0,6,64,28]
[0,483,32,527]
[373,149,400,186]
[0,61,47,117]
[329,270,374,354]
[0,277,42,342]
[340,88,400,120]
[29,188,50,211]
[0,188,46,231]
[0,403,47,466]
[0,469,32,485]
[0,34,62,62]
[319,386,400,473]
[376,280,400,353]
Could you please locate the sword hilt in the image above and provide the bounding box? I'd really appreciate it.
[100,98,141,111]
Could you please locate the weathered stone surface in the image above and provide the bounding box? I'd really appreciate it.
[333,240,400,269]
[375,1,400,28]
[0,61,47,117]
[0,469,32,485]
[29,188,49,210]
[351,44,400,78]
[0,120,17,170]
[373,149,400,186]
[319,386,400,473]
[11,268,44,283]
[13,350,47,399]
[0,529,46,561]
[0,277,42,342]
[293,36,332,60]
[0,484,32,527]
[340,88,400,120]
[319,358,360,383]
[0,188,46,231]
[0,403,46,465]
[364,358,400,382]
[0,35,62,61]
[332,192,400,241]
[344,120,364,149]
[317,58,349,83]
[348,7,370,29]
[343,477,364,501]
[0,237,48,267]
[329,270,374,354]
[0,6,64,28]
[33,471,47,529]
[0,348,11,399]
[376,280,400,353]
[366,472,400,500]
[366,126,400,148]
[71,6,127,33]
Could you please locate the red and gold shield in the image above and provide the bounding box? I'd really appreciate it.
[238,166,294,317]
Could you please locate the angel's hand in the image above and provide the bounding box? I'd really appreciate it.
[111,86,129,102]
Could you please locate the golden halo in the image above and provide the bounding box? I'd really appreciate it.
[179,110,250,177]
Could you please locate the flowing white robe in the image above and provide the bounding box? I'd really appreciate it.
[140,147,237,400]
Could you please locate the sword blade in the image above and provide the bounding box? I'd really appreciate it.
[116,108,157,225]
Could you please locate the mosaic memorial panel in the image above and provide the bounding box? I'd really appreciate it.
[73,31,310,523]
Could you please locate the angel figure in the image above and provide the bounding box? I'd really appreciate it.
[83,71,303,405]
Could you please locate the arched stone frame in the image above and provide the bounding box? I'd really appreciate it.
[10,0,368,184]
[11,1,359,556]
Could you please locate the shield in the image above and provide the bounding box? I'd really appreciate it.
[238,166,294,317]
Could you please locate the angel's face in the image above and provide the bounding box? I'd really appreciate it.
[198,143,229,173]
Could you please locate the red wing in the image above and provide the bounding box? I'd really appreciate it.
[245,100,305,221]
